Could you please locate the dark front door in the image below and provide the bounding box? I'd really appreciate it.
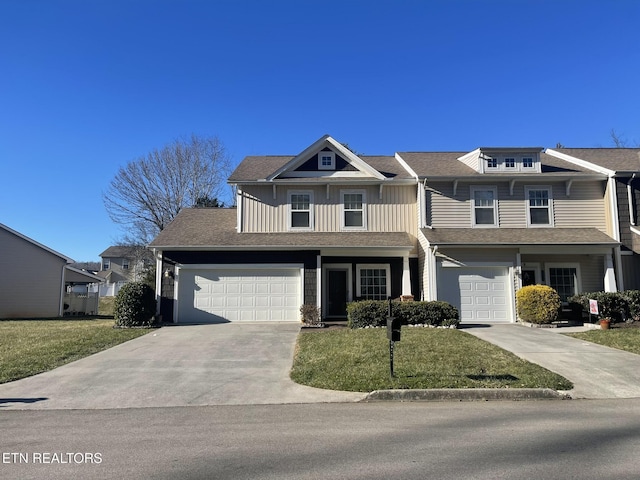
[522,269,536,287]
[327,269,348,317]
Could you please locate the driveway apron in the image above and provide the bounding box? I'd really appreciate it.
[0,323,365,410]
[464,323,640,399]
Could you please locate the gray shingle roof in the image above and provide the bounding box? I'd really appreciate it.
[422,228,618,246]
[397,152,600,178]
[554,148,640,173]
[150,208,414,249]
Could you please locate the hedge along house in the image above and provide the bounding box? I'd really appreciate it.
[396,148,621,323]
[149,136,419,323]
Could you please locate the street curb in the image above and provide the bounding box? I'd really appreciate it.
[363,388,571,402]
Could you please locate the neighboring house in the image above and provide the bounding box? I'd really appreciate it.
[63,266,102,315]
[545,148,640,291]
[95,245,148,296]
[397,147,619,323]
[0,223,74,318]
[150,135,418,323]
[150,136,622,325]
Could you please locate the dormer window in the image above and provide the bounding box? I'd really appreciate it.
[523,157,534,168]
[318,151,335,170]
[487,158,498,169]
[505,158,515,168]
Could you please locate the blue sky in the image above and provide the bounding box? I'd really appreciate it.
[1,0,639,262]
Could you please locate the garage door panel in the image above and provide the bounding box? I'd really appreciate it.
[438,266,511,323]
[178,267,301,323]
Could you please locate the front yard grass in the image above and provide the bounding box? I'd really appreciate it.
[567,328,640,355]
[0,319,152,384]
[291,328,573,392]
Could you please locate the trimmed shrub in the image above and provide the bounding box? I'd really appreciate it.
[114,282,158,327]
[346,300,459,329]
[516,285,561,324]
[569,290,639,323]
[300,304,322,326]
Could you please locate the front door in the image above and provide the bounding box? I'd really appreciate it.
[327,269,348,317]
[522,269,537,287]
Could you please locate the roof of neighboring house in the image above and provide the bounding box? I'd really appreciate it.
[229,155,413,182]
[397,152,602,178]
[552,148,640,173]
[0,222,73,263]
[64,266,104,283]
[421,228,619,246]
[100,245,141,258]
[149,208,414,250]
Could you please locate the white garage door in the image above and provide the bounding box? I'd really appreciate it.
[438,266,511,323]
[176,267,302,323]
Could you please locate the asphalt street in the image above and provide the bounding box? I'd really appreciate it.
[2,400,640,480]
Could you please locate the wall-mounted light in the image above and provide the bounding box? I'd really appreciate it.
[164,268,174,279]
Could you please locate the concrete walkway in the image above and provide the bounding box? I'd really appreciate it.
[463,323,640,399]
[0,323,365,410]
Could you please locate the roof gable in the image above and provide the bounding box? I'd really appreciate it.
[267,135,386,181]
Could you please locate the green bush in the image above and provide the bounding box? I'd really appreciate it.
[114,282,158,327]
[516,285,561,324]
[346,300,459,329]
[569,290,639,323]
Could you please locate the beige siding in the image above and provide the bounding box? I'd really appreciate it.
[438,248,519,264]
[241,184,417,236]
[0,228,66,318]
[521,254,605,293]
[428,180,607,230]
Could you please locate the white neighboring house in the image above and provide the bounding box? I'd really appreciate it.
[0,223,101,318]
[93,246,149,297]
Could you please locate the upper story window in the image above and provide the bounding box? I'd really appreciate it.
[318,151,335,170]
[486,157,498,169]
[522,157,534,168]
[526,186,553,227]
[471,186,498,227]
[102,259,110,270]
[341,190,366,229]
[289,191,313,230]
[505,157,516,168]
[122,259,130,270]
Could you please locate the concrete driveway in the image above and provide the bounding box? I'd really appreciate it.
[0,323,365,410]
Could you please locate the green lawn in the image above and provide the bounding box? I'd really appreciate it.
[0,319,153,384]
[291,328,573,392]
[567,328,640,355]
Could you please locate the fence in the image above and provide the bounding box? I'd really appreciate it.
[64,292,99,315]
[88,282,126,297]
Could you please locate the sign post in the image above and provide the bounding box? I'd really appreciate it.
[386,298,401,378]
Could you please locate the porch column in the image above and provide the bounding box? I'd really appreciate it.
[402,256,412,297]
[604,253,617,292]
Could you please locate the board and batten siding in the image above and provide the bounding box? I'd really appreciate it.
[240,184,417,237]
[427,180,607,231]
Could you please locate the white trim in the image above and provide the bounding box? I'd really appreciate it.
[340,189,367,230]
[545,262,582,301]
[288,190,314,231]
[323,263,353,318]
[545,149,616,176]
[525,185,554,227]
[154,250,163,315]
[628,174,637,226]
[236,187,243,232]
[470,186,498,227]
[316,255,322,310]
[394,153,419,179]
[631,225,640,236]
[356,263,391,300]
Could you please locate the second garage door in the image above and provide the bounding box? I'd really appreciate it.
[438,266,512,323]
[176,267,302,323]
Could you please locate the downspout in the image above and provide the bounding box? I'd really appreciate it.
[609,176,624,291]
[59,265,67,317]
[628,174,637,226]
[154,249,163,317]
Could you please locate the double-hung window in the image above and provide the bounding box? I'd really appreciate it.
[526,186,553,226]
[122,259,130,270]
[289,191,313,230]
[341,190,366,229]
[357,264,390,300]
[505,157,516,169]
[471,186,498,227]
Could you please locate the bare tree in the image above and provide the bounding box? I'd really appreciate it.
[611,129,628,148]
[103,134,232,243]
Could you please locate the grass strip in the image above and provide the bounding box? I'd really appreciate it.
[567,329,640,355]
[291,328,572,392]
[0,319,152,384]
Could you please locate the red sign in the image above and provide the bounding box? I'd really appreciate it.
[589,299,599,315]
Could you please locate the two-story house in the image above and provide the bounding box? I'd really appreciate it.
[397,148,620,323]
[150,136,621,324]
[96,245,148,296]
[544,148,640,291]
[150,135,419,323]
